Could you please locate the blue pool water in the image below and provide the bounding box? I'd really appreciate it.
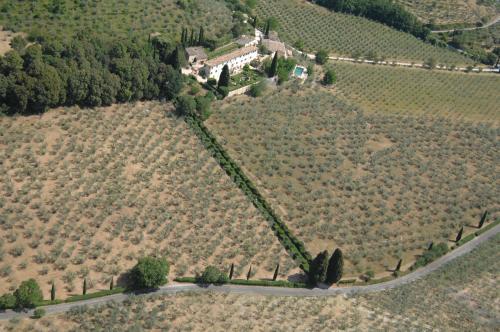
[294,66,304,76]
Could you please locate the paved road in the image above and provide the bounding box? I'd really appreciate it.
[431,14,500,33]
[1,223,498,320]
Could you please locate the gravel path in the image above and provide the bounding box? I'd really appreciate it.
[1,223,498,320]
[431,14,500,33]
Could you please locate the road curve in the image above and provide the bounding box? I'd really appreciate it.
[431,14,500,33]
[1,223,498,320]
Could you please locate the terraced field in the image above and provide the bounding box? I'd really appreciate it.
[207,89,499,276]
[5,233,498,331]
[0,0,233,41]
[332,62,500,123]
[0,102,297,299]
[256,0,473,64]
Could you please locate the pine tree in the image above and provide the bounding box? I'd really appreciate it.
[218,65,230,87]
[272,264,279,281]
[455,226,464,242]
[246,266,252,280]
[83,278,87,295]
[309,250,329,285]
[109,277,114,290]
[50,282,56,301]
[229,263,234,280]
[269,52,279,77]
[478,211,488,228]
[326,249,344,284]
[198,26,205,45]
[395,259,402,272]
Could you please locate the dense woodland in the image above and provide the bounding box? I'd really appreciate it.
[0,33,185,115]
[314,0,430,39]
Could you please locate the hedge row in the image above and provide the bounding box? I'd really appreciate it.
[185,115,312,272]
[457,219,499,246]
[174,277,307,288]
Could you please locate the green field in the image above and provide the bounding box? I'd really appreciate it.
[207,89,499,275]
[0,0,234,41]
[332,62,500,122]
[256,0,473,64]
[6,234,498,331]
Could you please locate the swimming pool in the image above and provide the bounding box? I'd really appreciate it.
[294,66,304,76]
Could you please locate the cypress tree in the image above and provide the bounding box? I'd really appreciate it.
[395,259,402,272]
[50,282,56,301]
[309,250,329,284]
[269,52,279,77]
[246,266,252,280]
[172,45,187,70]
[272,264,279,281]
[478,211,488,229]
[428,242,434,250]
[326,249,344,284]
[190,29,195,46]
[455,226,464,242]
[229,263,234,280]
[252,16,258,28]
[83,278,87,295]
[181,28,186,45]
[264,21,270,38]
[198,26,205,45]
[218,64,230,87]
[109,277,114,290]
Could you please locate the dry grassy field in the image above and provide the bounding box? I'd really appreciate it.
[0,102,297,299]
[206,88,499,276]
[332,62,500,123]
[4,233,498,331]
[396,0,498,25]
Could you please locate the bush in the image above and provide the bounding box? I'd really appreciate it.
[198,266,229,284]
[14,279,43,308]
[315,50,328,65]
[322,69,336,85]
[0,293,16,309]
[249,80,266,97]
[174,95,196,116]
[33,308,45,319]
[130,257,169,289]
[411,243,448,270]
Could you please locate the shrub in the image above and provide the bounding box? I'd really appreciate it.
[412,243,448,270]
[249,80,266,97]
[33,308,45,319]
[315,50,328,65]
[0,293,16,309]
[322,69,337,85]
[14,279,43,308]
[198,266,229,284]
[309,250,329,284]
[174,95,196,116]
[130,257,169,289]
[326,248,344,284]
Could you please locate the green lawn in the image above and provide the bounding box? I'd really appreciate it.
[229,69,264,91]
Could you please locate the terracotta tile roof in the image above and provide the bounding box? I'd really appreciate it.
[205,46,258,67]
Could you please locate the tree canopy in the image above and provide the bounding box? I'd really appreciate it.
[131,256,169,289]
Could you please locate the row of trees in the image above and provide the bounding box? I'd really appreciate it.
[0,33,185,115]
[315,0,430,39]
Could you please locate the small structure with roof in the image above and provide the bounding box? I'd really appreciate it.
[236,35,258,47]
[185,47,208,64]
[262,39,287,58]
[203,46,258,80]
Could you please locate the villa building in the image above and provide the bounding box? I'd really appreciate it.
[203,46,258,80]
[236,35,258,47]
[185,47,208,64]
[262,39,287,58]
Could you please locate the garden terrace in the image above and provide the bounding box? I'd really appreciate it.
[0,102,297,299]
[256,0,473,64]
[207,89,499,276]
[332,62,500,123]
